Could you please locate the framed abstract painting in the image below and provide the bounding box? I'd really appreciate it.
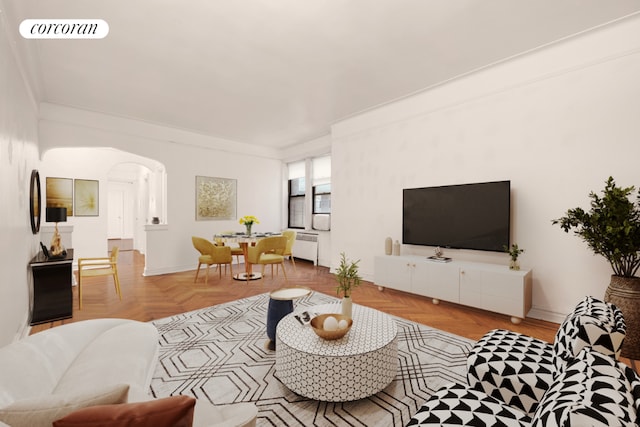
[74,179,99,216]
[196,176,236,221]
[46,177,73,216]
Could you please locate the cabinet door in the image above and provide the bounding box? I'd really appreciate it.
[31,262,73,325]
[427,263,460,302]
[409,261,431,297]
[459,267,482,307]
[374,256,413,293]
[459,267,530,318]
[480,270,528,318]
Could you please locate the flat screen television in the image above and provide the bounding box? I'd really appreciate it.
[403,180,510,252]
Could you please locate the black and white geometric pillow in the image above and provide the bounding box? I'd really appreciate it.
[407,382,531,427]
[552,296,626,373]
[532,347,640,427]
[466,328,555,416]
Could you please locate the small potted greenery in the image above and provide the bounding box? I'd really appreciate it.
[504,244,525,270]
[335,252,362,318]
[552,176,640,359]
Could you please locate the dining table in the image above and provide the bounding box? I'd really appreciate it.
[213,232,281,281]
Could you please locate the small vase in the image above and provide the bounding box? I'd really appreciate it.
[341,296,352,318]
[509,259,520,270]
[385,237,392,255]
[393,240,400,256]
[245,223,252,236]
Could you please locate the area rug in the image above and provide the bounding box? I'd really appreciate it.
[150,292,475,427]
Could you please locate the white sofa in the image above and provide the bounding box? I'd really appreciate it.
[0,318,257,427]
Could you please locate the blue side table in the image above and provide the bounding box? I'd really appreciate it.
[266,287,311,350]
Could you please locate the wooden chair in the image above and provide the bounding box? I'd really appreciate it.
[215,233,244,265]
[246,236,288,283]
[192,236,233,284]
[77,247,122,310]
[282,230,297,271]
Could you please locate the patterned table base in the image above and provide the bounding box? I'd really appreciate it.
[276,303,398,402]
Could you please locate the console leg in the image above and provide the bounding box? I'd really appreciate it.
[510,316,523,324]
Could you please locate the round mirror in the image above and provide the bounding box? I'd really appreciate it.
[30,169,41,234]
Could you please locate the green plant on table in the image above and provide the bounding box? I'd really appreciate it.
[504,244,525,262]
[335,252,362,298]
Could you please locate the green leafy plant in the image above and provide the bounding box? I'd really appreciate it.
[504,244,524,261]
[335,252,362,298]
[552,177,640,278]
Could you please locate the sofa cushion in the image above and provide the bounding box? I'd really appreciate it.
[0,384,129,427]
[53,321,159,396]
[552,296,626,372]
[52,395,195,427]
[407,382,531,427]
[0,319,143,406]
[466,329,555,416]
[191,401,258,427]
[533,347,640,427]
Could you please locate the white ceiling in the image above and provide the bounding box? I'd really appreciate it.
[6,0,640,149]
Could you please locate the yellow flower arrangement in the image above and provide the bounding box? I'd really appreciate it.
[239,215,259,226]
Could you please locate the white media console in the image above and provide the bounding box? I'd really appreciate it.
[374,255,532,324]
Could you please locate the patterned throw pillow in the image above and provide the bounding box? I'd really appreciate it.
[532,347,640,427]
[552,296,626,373]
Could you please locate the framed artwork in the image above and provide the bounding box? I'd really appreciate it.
[74,179,99,216]
[196,176,236,221]
[46,177,73,216]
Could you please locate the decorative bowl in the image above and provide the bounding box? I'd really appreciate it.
[310,313,353,340]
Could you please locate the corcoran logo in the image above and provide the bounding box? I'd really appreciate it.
[20,19,109,39]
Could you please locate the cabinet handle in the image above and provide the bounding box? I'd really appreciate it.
[460,270,465,275]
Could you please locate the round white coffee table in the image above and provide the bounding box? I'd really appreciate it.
[275,303,398,402]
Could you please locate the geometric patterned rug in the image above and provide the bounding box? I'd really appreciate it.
[150,292,475,426]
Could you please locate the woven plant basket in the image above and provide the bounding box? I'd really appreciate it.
[604,275,640,360]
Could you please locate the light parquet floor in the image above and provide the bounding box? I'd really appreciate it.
[31,249,637,371]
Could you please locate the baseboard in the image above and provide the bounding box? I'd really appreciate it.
[143,264,195,277]
[527,307,567,324]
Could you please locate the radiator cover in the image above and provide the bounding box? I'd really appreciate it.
[294,232,318,265]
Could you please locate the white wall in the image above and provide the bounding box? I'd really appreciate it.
[0,7,40,345]
[330,15,640,322]
[40,148,163,261]
[38,111,283,275]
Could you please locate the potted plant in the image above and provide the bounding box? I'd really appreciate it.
[504,244,525,270]
[552,176,640,359]
[335,252,362,318]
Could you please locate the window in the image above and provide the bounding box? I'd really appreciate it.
[313,183,331,214]
[312,156,331,215]
[288,162,305,228]
[287,156,330,229]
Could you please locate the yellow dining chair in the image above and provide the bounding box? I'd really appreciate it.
[216,233,244,265]
[246,236,288,282]
[77,246,122,310]
[192,236,233,284]
[282,230,297,271]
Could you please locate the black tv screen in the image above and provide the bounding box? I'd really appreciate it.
[403,181,510,252]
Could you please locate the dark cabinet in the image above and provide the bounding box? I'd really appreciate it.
[29,249,74,325]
